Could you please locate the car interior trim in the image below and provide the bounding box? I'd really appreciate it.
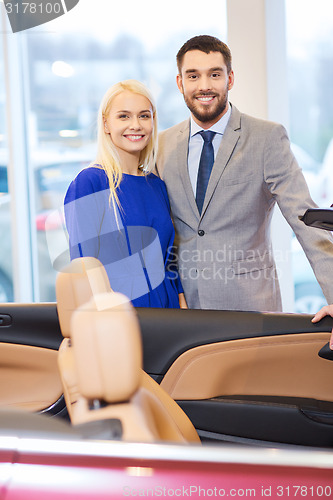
[159,332,333,401]
[0,342,63,412]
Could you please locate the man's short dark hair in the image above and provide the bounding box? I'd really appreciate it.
[176,35,232,75]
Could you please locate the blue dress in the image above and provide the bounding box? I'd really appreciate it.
[64,166,183,308]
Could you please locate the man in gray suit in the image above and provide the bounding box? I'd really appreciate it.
[157,35,333,311]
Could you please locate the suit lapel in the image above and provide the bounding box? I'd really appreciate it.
[177,120,200,219]
[201,105,241,217]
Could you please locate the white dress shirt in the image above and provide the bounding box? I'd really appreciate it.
[188,104,232,195]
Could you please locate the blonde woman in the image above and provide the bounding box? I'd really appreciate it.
[64,80,186,308]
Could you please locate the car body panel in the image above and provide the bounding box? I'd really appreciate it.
[0,436,333,500]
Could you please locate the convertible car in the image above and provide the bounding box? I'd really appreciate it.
[0,209,333,498]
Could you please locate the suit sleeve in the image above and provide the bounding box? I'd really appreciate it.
[263,124,333,303]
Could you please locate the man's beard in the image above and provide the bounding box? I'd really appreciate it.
[183,91,228,124]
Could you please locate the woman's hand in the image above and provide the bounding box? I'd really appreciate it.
[179,293,188,309]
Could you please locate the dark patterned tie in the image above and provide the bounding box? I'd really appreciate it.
[195,130,216,214]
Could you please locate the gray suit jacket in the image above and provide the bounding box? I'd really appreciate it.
[157,104,333,311]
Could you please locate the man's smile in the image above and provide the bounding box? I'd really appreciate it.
[195,94,218,104]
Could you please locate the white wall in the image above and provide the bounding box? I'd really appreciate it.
[226,0,294,311]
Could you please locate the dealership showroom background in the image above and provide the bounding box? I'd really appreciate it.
[1,0,333,313]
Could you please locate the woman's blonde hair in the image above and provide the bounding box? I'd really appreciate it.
[94,79,158,211]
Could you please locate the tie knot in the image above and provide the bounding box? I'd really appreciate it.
[199,130,216,143]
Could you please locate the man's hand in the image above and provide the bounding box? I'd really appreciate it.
[312,305,333,349]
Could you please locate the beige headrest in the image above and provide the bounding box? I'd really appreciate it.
[56,257,112,338]
[71,293,142,403]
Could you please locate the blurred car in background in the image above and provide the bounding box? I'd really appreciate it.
[0,189,12,301]
[0,150,92,301]
[291,143,324,204]
[321,137,333,207]
[291,237,327,313]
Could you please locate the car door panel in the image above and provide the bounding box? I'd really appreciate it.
[137,308,333,377]
[137,308,333,447]
[177,396,333,447]
[0,303,65,416]
[0,303,62,349]
[159,332,333,447]
[0,343,62,411]
[159,333,333,401]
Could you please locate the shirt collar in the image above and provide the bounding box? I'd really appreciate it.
[190,102,232,138]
